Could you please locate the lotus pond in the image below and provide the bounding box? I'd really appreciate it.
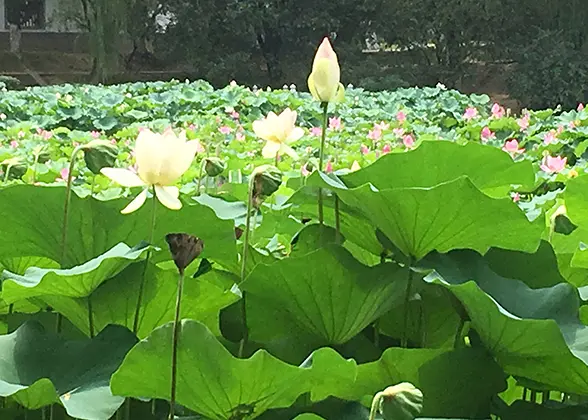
[1,78,588,420]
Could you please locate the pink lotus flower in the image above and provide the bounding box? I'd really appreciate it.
[56,167,73,183]
[517,114,530,131]
[396,111,406,123]
[367,128,382,141]
[90,131,100,139]
[543,130,557,145]
[310,126,323,137]
[9,140,18,148]
[325,160,333,173]
[219,126,232,135]
[393,127,405,138]
[502,139,524,156]
[480,127,495,142]
[578,103,585,112]
[403,134,415,149]
[463,107,478,121]
[382,144,391,154]
[540,155,567,173]
[301,164,311,177]
[110,139,117,145]
[36,129,53,140]
[569,121,577,129]
[188,124,197,131]
[375,121,390,131]
[360,144,370,155]
[17,130,25,138]
[236,132,245,142]
[329,117,341,131]
[512,192,521,202]
[556,125,564,135]
[230,111,240,119]
[491,103,505,119]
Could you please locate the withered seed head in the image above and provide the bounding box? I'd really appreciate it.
[165,233,204,274]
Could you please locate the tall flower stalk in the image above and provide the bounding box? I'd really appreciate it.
[317,102,329,224]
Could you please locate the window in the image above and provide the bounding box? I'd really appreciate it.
[5,0,46,30]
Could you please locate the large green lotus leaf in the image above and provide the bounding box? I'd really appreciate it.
[484,240,567,288]
[242,245,408,345]
[43,263,238,338]
[1,242,149,304]
[422,250,588,394]
[111,320,311,420]
[0,320,137,419]
[341,140,535,196]
[329,176,542,260]
[0,185,237,270]
[564,174,588,227]
[338,347,505,418]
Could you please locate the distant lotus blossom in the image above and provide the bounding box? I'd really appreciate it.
[110,139,117,145]
[36,128,53,140]
[305,146,313,154]
[188,124,197,131]
[578,103,585,112]
[215,116,221,124]
[236,132,245,142]
[230,111,240,119]
[219,126,232,135]
[301,164,311,177]
[310,126,323,137]
[480,127,495,142]
[329,117,342,131]
[396,111,406,123]
[73,141,80,147]
[367,128,382,141]
[491,103,505,119]
[517,114,530,131]
[56,167,73,183]
[91,131,100,138]
[375,121,390,131]
[382,144,391,154]
[463,107,478,120]
[17,130,25,138]
[350,160,361,172]
[0,113,6,120]
[502,139,524,156]
[325,160,333,173]
[569,121,577,129]
[403,134,415,149]
[512,192,521,202]
[540,155,567,173]
[10,140,18,148]
[543,130,557,145]
[360,144,370,155]
[393,127,405,138]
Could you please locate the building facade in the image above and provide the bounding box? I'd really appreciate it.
[0,0,81,32]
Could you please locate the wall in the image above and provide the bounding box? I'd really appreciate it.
[0,0,83,32]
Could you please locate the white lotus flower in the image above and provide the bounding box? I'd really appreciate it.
[101,128,203,214]
[252,108,303,160]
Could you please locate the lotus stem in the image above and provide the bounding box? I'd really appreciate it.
[238,174,255,358]
[87,295,95,338]
[132,186,157,334]
[334,194,341,243]
[401,259,415,348]
[368,391,383,420]
[2,163,11,183]
[317,102,329,224]
[168,268,185,420]
[196,158,205,196]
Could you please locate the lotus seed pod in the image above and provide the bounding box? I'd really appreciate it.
[378,382,423,420]
[204,157,226,177]
[83,140,118,175]
[253,165,282,198]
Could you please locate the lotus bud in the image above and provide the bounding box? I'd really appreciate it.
[204,157,226,177]
[307,37,345,104]
[165,233,204,274]
[1,157,26,180]
[82,140,119,175]
[251,165,282,208]
[375,382,424,420]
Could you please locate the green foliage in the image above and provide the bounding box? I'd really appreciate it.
[1,81,588,419]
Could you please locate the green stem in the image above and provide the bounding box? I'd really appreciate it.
[453,318,466,348]
[334,194,341,243]
[32,153,40,184]
[317,102,329,224]
[373,319,380,348]
[90,174,97,197]
[2,164,11,183]
[196,158,205,196]
[368,392,383,420]
[87,295,94,338]
[41,407,47,420]
[169,269,185,420]
[132,187,157,334]
[238,175,255,358]
[400,259,415,348]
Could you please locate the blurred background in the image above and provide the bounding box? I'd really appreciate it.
[1,0,587,111]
